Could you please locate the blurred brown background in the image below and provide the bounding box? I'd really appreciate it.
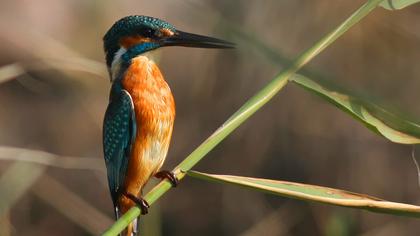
[0,0,420,235]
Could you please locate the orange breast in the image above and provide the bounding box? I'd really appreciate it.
[120,56,175,204]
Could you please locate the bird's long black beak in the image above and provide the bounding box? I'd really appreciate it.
[161,30,234,49]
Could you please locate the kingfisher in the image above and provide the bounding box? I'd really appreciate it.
[102,15,234,235]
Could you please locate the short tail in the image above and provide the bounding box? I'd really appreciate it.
[124,219,139,236]
[115,206,140,236]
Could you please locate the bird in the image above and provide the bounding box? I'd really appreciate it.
[102,15,234,235]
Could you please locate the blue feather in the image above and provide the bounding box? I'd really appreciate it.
[103,89,136,207]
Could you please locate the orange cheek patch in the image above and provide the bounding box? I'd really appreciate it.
[120,35,152,48]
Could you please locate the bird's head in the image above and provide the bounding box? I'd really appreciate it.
[103,15,234,79]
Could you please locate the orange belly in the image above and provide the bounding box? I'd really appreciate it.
[119,56,175,212]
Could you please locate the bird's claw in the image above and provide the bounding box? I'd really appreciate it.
[123,192,150,215]
[154,170,179,187]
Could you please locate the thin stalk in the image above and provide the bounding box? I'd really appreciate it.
[102,0,384,235]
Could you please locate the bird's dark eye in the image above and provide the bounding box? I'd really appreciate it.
[147,29,164,38]
[145,29,155,37]
[136,27,165,39]
[154,30,163,37]
[138,28,155,37]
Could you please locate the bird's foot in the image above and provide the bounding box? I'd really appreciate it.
[154,170,179,187]
[123,192,150,215]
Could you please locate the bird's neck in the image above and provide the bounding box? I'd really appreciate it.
[109,46,161,82]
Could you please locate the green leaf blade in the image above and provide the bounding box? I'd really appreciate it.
[188,171,420,218]
[380,0,420,10]
[290,74,420,144]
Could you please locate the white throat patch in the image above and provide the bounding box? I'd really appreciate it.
[110,47,127,82]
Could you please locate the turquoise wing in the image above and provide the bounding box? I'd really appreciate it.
[103,89,136,206]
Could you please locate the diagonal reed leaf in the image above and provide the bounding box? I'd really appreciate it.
[290,74,420,144]
[188,171,420,218]
[380,0,420,10]
[230,10,420,144]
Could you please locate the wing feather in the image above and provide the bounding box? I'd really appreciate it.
[103,90,136,206]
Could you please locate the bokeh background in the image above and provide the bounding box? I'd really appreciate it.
[1,0,420,235]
